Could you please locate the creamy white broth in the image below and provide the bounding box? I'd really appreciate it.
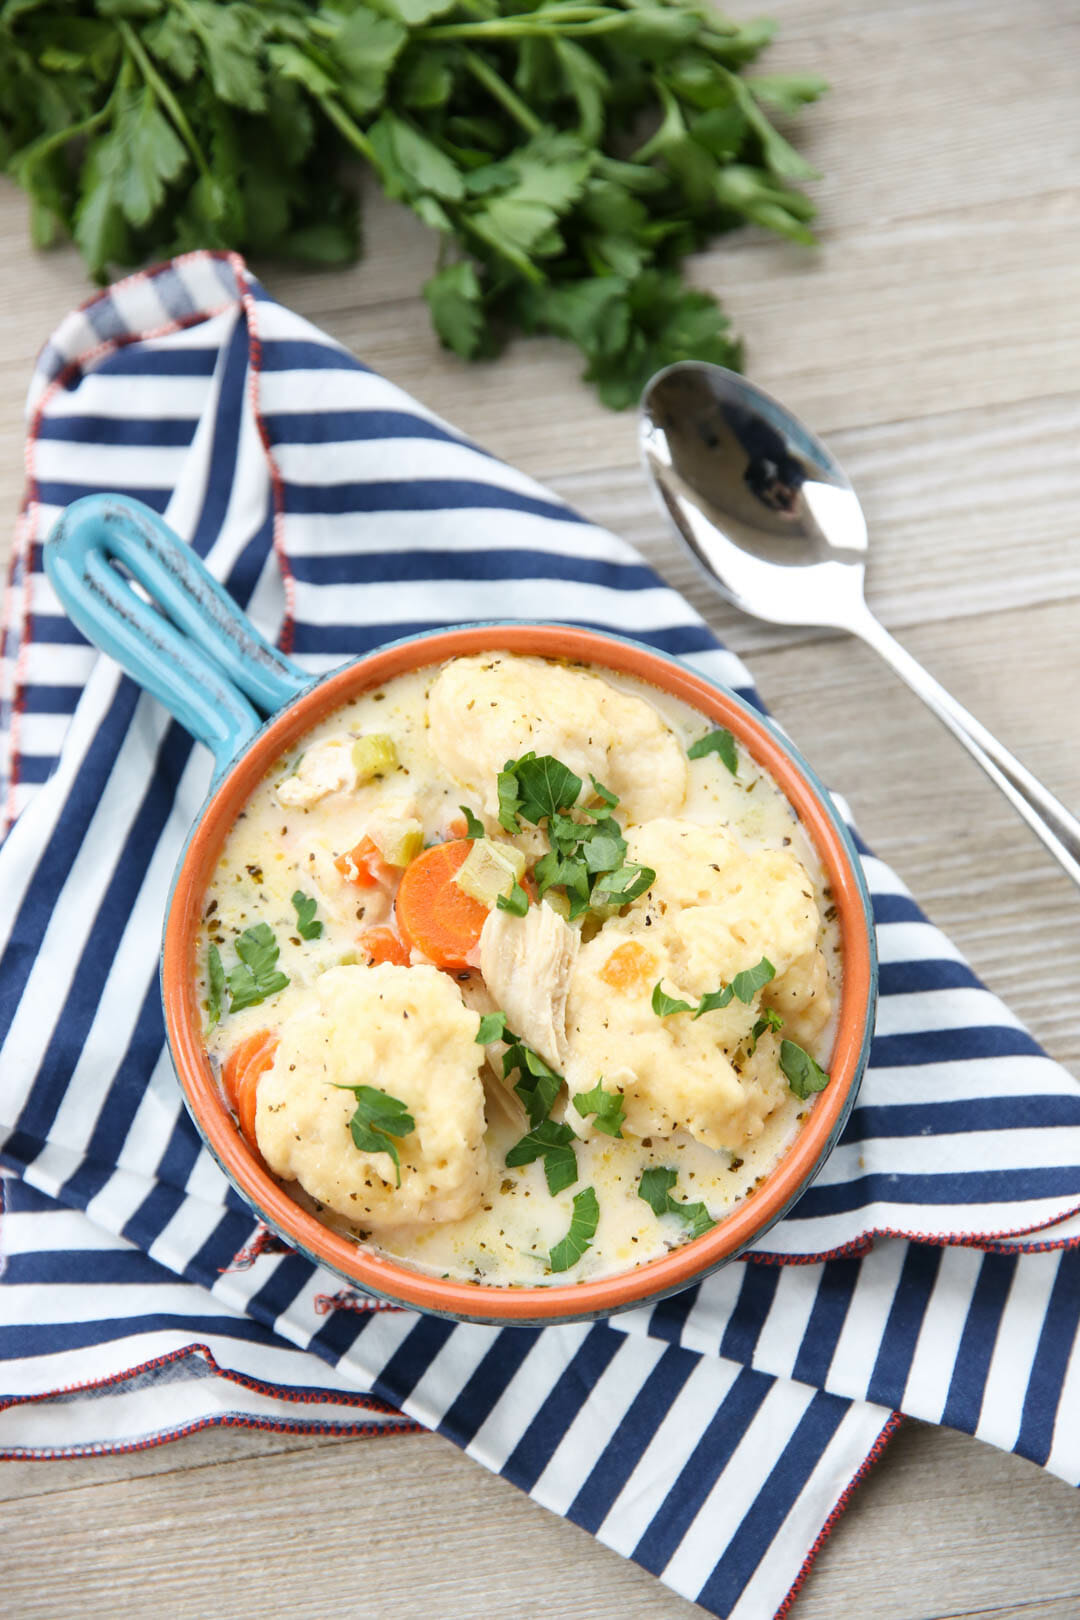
[198,655,841,1287]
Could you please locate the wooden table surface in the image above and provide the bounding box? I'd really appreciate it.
[2,2,1079,1615]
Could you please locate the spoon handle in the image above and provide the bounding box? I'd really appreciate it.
[851,609,1080,889]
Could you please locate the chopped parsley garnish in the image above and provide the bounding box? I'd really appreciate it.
[748,1008,784,1054]
[505,1119,579,1196]
[780,1039,831,1100]
[504,1035,564,1128]
[687,728,739,775]
[651,984,695,1018]
[498,751,653,921]
[476,1011,565,1127]
[730,958,776,1002]
[291,889,323,941]
[475,1011,509,1045]
[334,1084,416,1188]
[497,752,582,830]
[226,923,290,1013]
[589,775,619,808]
[496,880,529,917]
[638,1167,716,1240]
[206,943,224,1030]
[651,957,776,1020]
[573,1079,626,1138]
[549,1186,600,1273]
[459,805,485,840]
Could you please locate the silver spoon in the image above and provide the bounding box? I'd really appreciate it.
[640,360,1080,888]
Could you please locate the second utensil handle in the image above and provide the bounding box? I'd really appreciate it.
[852,609,1080,889]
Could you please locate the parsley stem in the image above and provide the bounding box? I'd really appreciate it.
[118,21,210,179]
[461,50,544,138]
[315,93,377,166]
[421,12,629,40]
[11,100,115,177]
[461,212,546,285]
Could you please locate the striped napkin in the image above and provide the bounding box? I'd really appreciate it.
[3,252,1080,1620]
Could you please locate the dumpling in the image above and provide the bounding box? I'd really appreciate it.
[563,930,783,1153]
[255,963,487,1230]
[624,819,830,1024]
[563,819,833,1150]
[426,654,687,823]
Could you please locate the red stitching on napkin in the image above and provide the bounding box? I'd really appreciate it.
[773,1410,904,1620]
[749,1203,1080,1269]
[314,1290,403,1315]
[0,1340,413,1434]
[0,1408,421,1462]
[218,1222,295,1272]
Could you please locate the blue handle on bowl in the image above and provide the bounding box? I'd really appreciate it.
[44,494,310,779]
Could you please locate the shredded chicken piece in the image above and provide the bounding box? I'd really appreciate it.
[479,900,579,1070]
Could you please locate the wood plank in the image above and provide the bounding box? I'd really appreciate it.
[548,390,1080,650]
[0,1427,367,1507]
[2,1420,1078,1620]
[749,596,1080,1070]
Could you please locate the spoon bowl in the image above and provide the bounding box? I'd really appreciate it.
[640,360,1080,888]
[641,363,869,629]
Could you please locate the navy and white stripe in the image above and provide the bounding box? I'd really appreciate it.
[2,253,1079,1620]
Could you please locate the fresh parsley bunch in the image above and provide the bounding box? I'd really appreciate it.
[0,0,823,406]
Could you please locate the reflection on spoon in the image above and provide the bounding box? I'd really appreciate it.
[640,361,1080,889]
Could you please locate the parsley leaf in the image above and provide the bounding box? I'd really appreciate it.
[2,3,821,402]
[693,985,735,1016]
[497,756,525,833]
[638,1166,679,1216]
[506,754,582,824]
[334,1083,416,1187]
[206,943,224,1031]
[572,1079,625,1138]
[505,1037,564,1127]
[748,1007,784,1053]
[496,879,529,916]
[505,1119,578,1195]
[780,1039,831,1100]
[549,1186,600,1273]
[488,1023,565,1126]
[687,728,739,774]
[425,262,486,360]
[226,923,290,1013]
[651,982,695,1018]
[291,889,323,941]
[582,833,626,874]
[476,1010,509,1045]
[638,1167,716,1238]
[654,957,775,1020]
[730,956,776,1002]
[590,862,655,907]
[459,805,486,840]
[589,774,619,807]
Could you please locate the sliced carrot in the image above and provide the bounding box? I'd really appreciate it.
[447,814,468,840]
[222,1030,279,1152]
[395,838,489,971]
[358,926,411,968]
[599,939,656,994]
[335,835,382,887]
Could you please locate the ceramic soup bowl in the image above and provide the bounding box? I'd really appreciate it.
[45,493,876,1325]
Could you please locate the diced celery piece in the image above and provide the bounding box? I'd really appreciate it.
[454,840,527,907]
[369,815,424,868]
[352,733,397,783]
[542,890,572,921]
